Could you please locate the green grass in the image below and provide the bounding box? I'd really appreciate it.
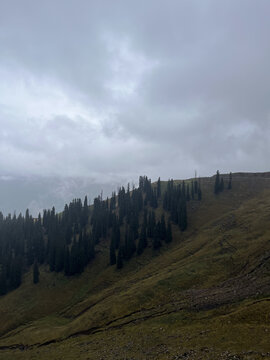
[0,173,270,359]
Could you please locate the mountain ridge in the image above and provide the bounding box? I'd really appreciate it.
[0,172,270,359]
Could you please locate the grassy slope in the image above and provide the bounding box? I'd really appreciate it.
[0,173,270,359]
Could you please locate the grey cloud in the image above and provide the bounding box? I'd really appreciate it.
[0,0,270,188]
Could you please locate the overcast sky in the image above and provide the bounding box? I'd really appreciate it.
[1,0,270,185]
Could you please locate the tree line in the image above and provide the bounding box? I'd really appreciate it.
[214,171,232,194]
[0,174,208,295]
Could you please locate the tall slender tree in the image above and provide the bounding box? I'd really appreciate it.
[165,221,172,243]
[33,260,40,284]
[116,248,123,269]
[157,177,161,198]
[220,177,224,192]
[214,170,220,194]
[228,172,232,189]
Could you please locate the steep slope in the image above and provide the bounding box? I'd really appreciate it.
[0,173,270,359]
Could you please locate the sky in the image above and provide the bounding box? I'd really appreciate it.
[0,0,270,213]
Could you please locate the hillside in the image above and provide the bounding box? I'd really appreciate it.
[0,172,270,359]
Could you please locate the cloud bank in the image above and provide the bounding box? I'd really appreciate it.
[1,0,270,183]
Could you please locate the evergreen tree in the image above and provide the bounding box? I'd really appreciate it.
[116,248,123,269]
[137,235,144,255]
[10,256,22,289]
[33,260,39,284]
[49,244,56,272]
[82,195,89,226]
[165,221,172,243]
[64,247,70,276]
[88,236,95,261]
[55,244,65,272]
[137,223,147,255]
[0,267,7,295]
[157,177,161,198]
[147,211,156,238]
[153,225,161,250]
[143,209,148,228]
[186,184,190,201]
[160,214,167,240]
[194,180,198,194]
[214,170,220,194]
[220,177,224,192]
[69,243,78,275]
[110,240,116,265]
[228,172,232,189]
[191,181,195,200]
[178,199,187,231]
[198,186,202,201]
[112,221,121,249]
[126,228,136,259]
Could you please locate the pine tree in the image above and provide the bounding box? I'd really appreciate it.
[214,170,220,194]
[198,186,202,201]
[126,229,136,259]
[137,224,147,255]
[82,195,89,226]
[0,267,7,295]
[88,236,95,260]
[220,177,224,192]
[178,198,187,231]
[116,248,123,269]
[49,244,56,272]
[147,211,156,238]
[10,256,22,289]
[194,180,198,194]
[165,221,172,243]
[160,214,167,240]
[33,260,39,284]
[191,181,195,200]
[110,240,116,265]
[186,184,190,201]
[153,225,161,250]
[157,177,161,198]
[64,247,70,276]
[228,172,232,189]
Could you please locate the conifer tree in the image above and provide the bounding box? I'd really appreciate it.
[137,223,147,255]
[228,172,232,189]
[64,247,70,276]
[82,195,89,226]
[160,214,167,240]
[33,260,39,284]
[49,245,56,272]
[178,199,187,231]
[153,225,161,250]
[126,229,136,259]
[116,248,123,269]
[186,184,190,201]
[110,240,116,265]
[191,181,195,200]
[10,256,22,289]
[214,170,220,194]
[137,236,144,255]
[147,211,156,238]
[157,177,161,198]
[165,221,172,243]
[220,177,224,192]
[198,186,202,201]
[143,209,148,228]
[141,223,148,249]
[0,267,7,295]
[88,236,95,261]
[194,180,198,194]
